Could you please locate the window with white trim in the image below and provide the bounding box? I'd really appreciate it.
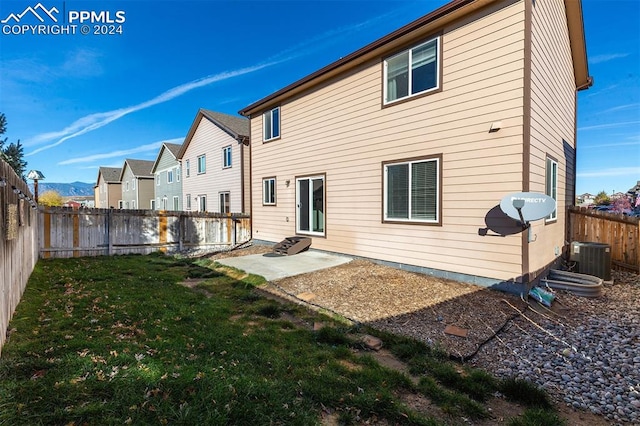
[197,155,206,174]
[176,167,180,182]
[173,196,179,211]
[132,179,136,190]
[198,195,206,212]
[263,106,280,141]
[219,192,230,214]
[546,157,558,221]
[263,177,276,205]
[126,182,129,191]
[186,194,191,210]
[167,170,174,183]
[383,156,440,223]
[223,146,232,168]
[150,199,156,210]
[156,174,160,185]
[384,37,440,104]
[185,160,190,178]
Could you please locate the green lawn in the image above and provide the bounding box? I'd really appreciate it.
[0,253,563,425]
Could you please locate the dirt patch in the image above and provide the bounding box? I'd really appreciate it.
[268,259,527,361]
[178,278,213,298]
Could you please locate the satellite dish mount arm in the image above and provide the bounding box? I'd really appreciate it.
[512,199,530,230]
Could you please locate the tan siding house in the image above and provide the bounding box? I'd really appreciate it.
[94,167,122,209]
[119,159,155,210]
[178,109,250,214]
[240,0,591,289]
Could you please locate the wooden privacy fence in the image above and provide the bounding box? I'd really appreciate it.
[0,160,38,355]
[568,206,640,273]
[39,207,251,258]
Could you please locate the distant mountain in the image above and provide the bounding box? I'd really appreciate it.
[28,181,94,197]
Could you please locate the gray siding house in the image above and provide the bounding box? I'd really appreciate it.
[151,142,183,210]
[119,159,155,209]
[178,109,250,213]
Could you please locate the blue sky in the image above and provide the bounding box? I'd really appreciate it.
[0,0,638,197]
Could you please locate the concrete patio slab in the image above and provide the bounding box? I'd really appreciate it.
[216,250,352,281]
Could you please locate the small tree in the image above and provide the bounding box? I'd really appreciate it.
[39,190,64,207]
[594,190,610,206]
[2,141,27,178]
[0,113,27,180]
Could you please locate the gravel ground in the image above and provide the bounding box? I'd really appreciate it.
[470,271,640,424]
[210,246,640,424]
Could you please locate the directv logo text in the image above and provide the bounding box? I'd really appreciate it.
[1,3,126,36]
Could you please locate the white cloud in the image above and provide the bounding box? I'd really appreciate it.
[577,167,640,178]
[58,138,183,165]
[24,11,394,156]
[598,103,640,114]
[578,120,640,131]
[2,48,103,83]
[26,61,282,156]
[589,53,629,64]
[582,140,640,149]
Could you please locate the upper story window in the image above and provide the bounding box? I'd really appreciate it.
[185,159,190,178]
[132,179,136,190]
[223,146,232,168]
[197,154,206,174]
[176,167,180,182]
[126,182,129,191]
[263,106,280,141]
[383,155,441,224]
[167,169,174,183]
[546,156,558,222]
[156,174,160,186]
[384,37,440,105]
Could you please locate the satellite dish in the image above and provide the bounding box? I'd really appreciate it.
[499,192,556,224]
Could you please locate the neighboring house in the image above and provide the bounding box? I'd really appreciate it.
[119,159,155,209]
[577,193,594,206]
[239,0,591,289]
[151,142,183,211]
[63,200,82,209]
[94,167,122,209]
[177,109,250,213]
[611,192,627,201]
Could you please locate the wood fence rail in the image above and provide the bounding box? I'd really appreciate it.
[568,206,640,273]
[39,207,251,259]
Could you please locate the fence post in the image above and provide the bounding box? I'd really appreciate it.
[232,214,237,246]
[178,212,183,252]
[107,208,113,255]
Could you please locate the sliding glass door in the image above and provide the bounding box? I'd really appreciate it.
[296,175,325,236]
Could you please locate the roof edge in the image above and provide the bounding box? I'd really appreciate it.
[564,0,592,91]
[177,109,249,160]
[239,0,496,116]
